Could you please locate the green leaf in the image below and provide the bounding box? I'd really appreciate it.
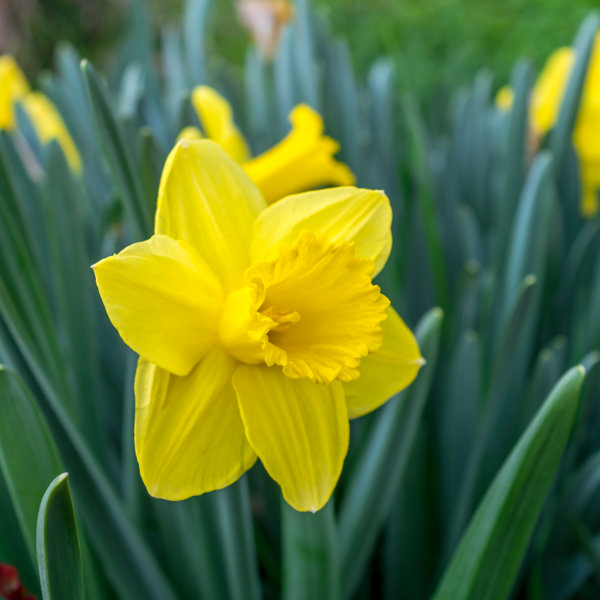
[3,365,178,599]
[293,0,320,111]
[456,205,482,264]
[0,366,62,561]
[36,474,83,600]
[433,365,585,600]
[495,60,532,264]
[81,59,152,239]
[183,0,212,86]
[503,151,554,316]
[244,48,277,148]
[274,27,298,134]
[550,13,599,179]
[282,499,339,600]
[0,134,71,405]
[402,96,450,310]
[0,467,40,595]
[325,41,359,172]
[41,389,178,600]
[154,496,228,600]
[212,479,262,600]
[41,142,101,447]
[439,330,481,559]
[338,307,443,599]
[447,275,538,549]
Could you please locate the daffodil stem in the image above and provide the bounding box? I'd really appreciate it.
[282,499,340,600]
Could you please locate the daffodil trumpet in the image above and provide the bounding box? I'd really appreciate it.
[179,85,355,204]
[93,139,423,512]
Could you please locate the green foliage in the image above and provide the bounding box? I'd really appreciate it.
[0,368,62,563]
[434,366,584,600]
[0,1,599,599]
[37,474,83,600]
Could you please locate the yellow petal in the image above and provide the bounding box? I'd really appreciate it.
[575,110,600,164]
[251,186,392,276]
[243,104,355,204]
[495,86,514,112]
[93,234,223,376]
[0,55,30,130]
[580,164,600,217]
[135,350,256,500]
[176,125,203,143]
[530,47,574,136]
[233,365,349,512]
[155,139,266,291]
[191,85,251,163]
[343,306,424,419]
[21,92,81,172]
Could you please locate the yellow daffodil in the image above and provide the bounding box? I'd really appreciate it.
[21,92,81,172]
[93,139,423,512]
[0,54,81,172]
[496,38,600,217]
[0,55,30,130]
[181,85,355,204]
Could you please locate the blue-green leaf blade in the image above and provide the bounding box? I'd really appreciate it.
[36,473,83,600]
[338,307,443,599]
[433,365,585,600]
[0,366,62,561]
[283,499,339,600]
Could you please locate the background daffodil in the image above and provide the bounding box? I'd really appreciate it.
[179,85,355,204]
[0,54,81,172]
[496,35,600,217]
[93,139,423,512]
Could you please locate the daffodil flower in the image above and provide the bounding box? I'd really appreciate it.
[0,55,81,172]
[0,56,30,130]
[93,139,423,512]
[496,38,600,217]
[179,85,355,204]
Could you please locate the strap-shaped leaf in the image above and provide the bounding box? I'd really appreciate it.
[0,366,62,561]
[550,13,599,176]
[81,60,152,239]
[339,307,443,599]
[433,365,585,600]
[37,474,83,600]
[213,479,262,600]
[282,500,339,600]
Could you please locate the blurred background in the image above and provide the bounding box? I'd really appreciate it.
[2,0,597,95]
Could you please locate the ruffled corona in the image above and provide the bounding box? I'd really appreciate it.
[219,231,389,384]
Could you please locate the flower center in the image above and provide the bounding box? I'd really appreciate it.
[219,231,389,384]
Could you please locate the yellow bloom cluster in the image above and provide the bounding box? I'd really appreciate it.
[498,35,600,217]
[178,85,356,204]
[93,139,423,512]
[0,55,80,172]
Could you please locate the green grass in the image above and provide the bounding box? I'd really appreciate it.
[311,0,597,92]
